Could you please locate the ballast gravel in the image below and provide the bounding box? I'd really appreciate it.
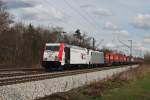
[0,65,138,100]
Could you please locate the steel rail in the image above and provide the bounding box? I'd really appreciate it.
[0,65,134,86]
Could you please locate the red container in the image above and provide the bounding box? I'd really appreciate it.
[113,54,117,62]
[104,52,114,66]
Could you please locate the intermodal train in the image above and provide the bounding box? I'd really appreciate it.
[41,43,144,71]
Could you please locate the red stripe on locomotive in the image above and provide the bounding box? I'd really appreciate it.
[58,43,64,61]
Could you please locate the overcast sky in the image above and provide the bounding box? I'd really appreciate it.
[3,0,150,57]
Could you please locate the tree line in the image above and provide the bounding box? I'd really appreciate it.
[0,1,94,67]
[0,1,148,68]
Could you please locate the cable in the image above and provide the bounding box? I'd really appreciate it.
[71,0,102,33]
[63,0,98,33]
[46,0,96,33]
[45,0,98,46]
[35,0,76,31]
[34,0,104,47]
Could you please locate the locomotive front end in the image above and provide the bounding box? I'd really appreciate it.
[42,43,65,70]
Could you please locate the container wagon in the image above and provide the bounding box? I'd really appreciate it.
[88,50,104,66]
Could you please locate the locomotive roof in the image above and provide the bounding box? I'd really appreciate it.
[45,43,87,50]
[65,44,88,50]
[45,43,106,52]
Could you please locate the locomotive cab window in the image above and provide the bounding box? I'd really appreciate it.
[46,46,59,51]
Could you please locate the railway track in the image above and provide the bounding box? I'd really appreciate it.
[0,68,45,78]
[0,71,45,78]
[0,68,45,72]
[0,65,133,86]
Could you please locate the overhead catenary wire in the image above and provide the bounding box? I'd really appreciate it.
[43,0,100,47]
[71,0,107,47]
[44,0,94,33]
[34,0,76,31]
[63,0,100,34]
[71,0,102,34]
[40,0,107,46]
[33,0,97,46]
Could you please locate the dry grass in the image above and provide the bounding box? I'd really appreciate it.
[80,64,150,97]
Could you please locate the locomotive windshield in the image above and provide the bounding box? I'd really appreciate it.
[46,46,59,51]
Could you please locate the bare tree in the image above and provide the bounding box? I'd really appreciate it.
[0,0,96,68]
[0,1,12,34]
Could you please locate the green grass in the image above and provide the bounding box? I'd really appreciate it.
[93,71,150,100]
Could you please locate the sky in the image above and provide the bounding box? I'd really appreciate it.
[3,0,150,57]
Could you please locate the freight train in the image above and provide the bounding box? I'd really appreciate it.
[41,43,144,71]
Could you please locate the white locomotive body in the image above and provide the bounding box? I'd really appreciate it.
[42,43,89,69]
